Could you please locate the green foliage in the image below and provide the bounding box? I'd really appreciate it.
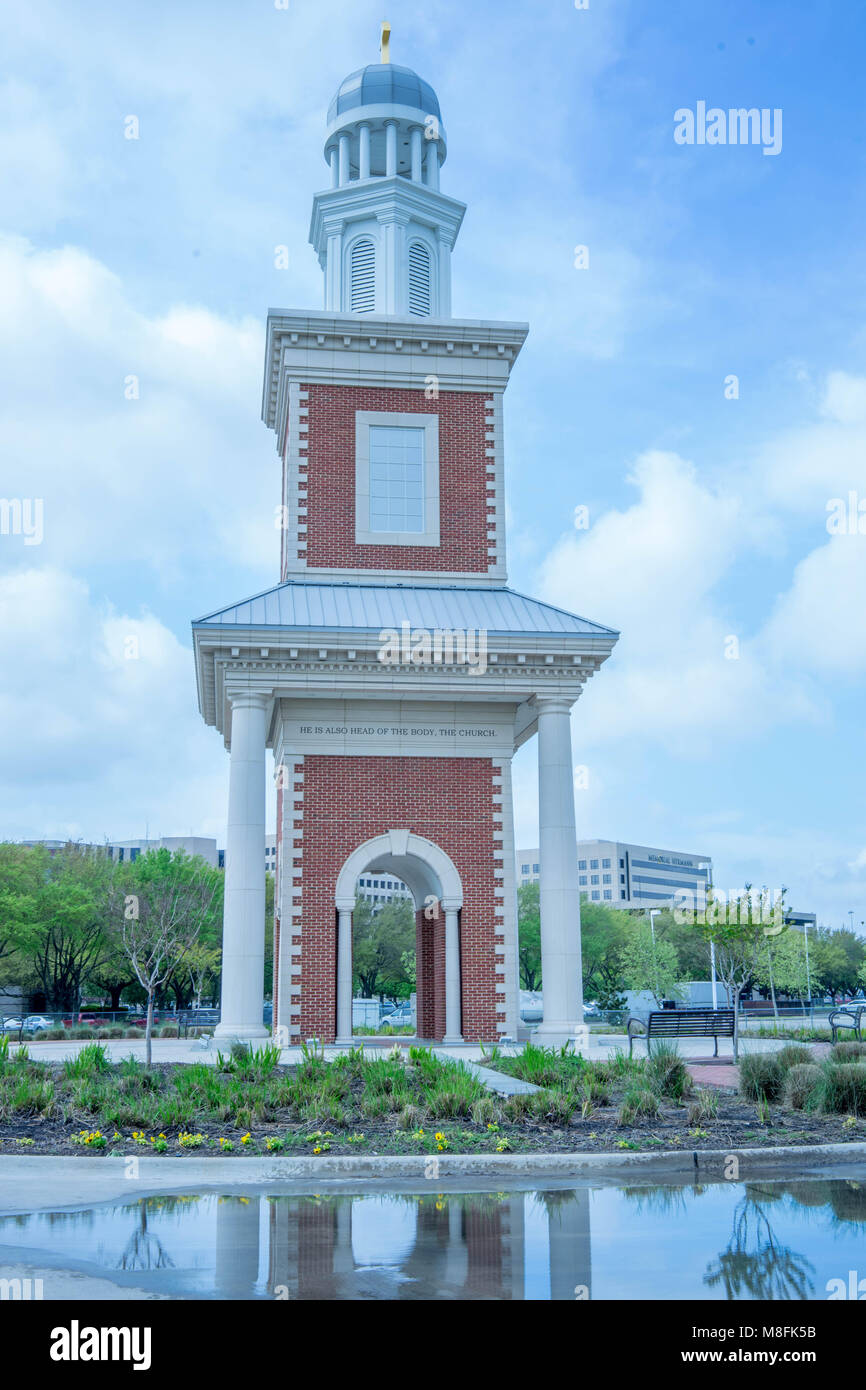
[579,901,633,1007]
[738,1053,784,1103]
[618,1087,660,1124]
[517,881,541,991]
[831,1042,866,1064]
[783,1064,822,1110]
[819,1062,866,1116]
[619,926,682,1007]
[775,1044,814,1070]
[351,895,415,998]
[686,1088,719,1124]
[62,1043,111,1080]
[646,1043,691,1100]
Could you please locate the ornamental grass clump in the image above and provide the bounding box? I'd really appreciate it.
[830,1042,866,1064]
[618,1087,660,1125]
[819,1062,866,1116]
[63,1043,111,1081]
[783,1063,822,1111]
[738,1053,784,1103]
[776,1044,815,1071]
[686,1088,719,1125]
[645,1043,691,1100]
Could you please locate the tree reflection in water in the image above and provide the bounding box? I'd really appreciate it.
[703,1184,814,1301]
[118,1199,176,1272]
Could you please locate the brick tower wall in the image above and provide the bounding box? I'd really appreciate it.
[281,754,503,1043]
[290,384,494,575]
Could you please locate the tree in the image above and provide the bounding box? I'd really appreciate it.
[517,882,541,991]
[580,902,633,1007]
[619,923,682,1007]
[14,844,115,1011]
[352,896,415,998]
[697,885,785,1060]
[184,943,222,1009]
[117,849,219,1064]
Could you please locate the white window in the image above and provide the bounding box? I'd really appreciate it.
[355,410,440,546]
[369,425,424,533]
[349,237,376,313]
[408,240,431,316]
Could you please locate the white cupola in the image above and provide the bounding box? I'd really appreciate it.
[309,26,466,319]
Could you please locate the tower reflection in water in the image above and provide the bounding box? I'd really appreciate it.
[213,1188,591,1300]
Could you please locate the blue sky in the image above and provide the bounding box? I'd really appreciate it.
[1,0,864,929]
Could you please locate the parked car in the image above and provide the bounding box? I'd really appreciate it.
[1,1017,24,1033]
[379,1003,413,1030]
[22,1015,52,1032]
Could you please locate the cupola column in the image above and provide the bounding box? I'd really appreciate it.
[385,119,398,177]
[425,140,439,190]
[329,148,338,188]
[358,122,371,180]
[410,125,423,182]
[338,133,351,186]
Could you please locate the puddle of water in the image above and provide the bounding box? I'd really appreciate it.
[0,1175,864,1300]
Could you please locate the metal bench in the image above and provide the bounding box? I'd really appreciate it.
[627,1008,736,1058]
[829,1007,864,1044]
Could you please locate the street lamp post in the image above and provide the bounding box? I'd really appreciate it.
[698,862,719,1010]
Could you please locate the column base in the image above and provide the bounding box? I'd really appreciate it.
[334,1036,356,1048]
[441,1035,465,1046]
[532,1022,588,1051]
[213,1023,270,1044]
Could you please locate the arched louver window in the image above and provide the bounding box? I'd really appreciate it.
[408,241,432,317]
[350,238,376,313]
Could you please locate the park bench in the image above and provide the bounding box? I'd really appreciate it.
[627,1008,736,1058]
[829,1007,864,1044]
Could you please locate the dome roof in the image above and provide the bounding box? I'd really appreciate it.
[327,64,441,125]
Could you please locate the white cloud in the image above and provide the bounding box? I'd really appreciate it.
[0,567,228,841]
[0,235,274,584]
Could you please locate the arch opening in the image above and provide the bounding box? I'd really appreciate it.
[335,832,463,1045]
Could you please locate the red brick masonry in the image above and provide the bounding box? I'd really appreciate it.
[279,754,504,1042]
[294,384,493,574]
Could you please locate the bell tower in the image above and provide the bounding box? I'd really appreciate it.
[194,30,619,1049]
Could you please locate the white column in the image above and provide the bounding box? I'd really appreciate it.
[410,126,423,182]
[425,140,440,189]
[385,120,397,177]
[443,903,463,1044]
[534,697,583,1042]
[338,133,350,186]
[358,123,371,180]
[329,148,338,188]
[335,905,353,1044]
[215,692,269,1042]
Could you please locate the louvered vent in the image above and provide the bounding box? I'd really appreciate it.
[408,241,431,317]
[350,239,376,313]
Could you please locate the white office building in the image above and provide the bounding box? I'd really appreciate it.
[517,840,711,909]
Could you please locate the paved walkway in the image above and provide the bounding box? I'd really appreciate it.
[433,1052,540,1095]
[9,1033,808,1068]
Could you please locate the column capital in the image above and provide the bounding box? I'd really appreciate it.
[535,695,574,717]
[227,690,270,712]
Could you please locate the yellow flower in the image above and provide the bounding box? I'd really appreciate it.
[241,1132,251,1145]
[313,1145,322,1154]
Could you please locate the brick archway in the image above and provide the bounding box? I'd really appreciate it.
[335,830,464,1043]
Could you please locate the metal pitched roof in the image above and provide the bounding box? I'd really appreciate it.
[192,582,618,639]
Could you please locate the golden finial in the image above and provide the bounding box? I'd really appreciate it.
[380,20,391,63]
